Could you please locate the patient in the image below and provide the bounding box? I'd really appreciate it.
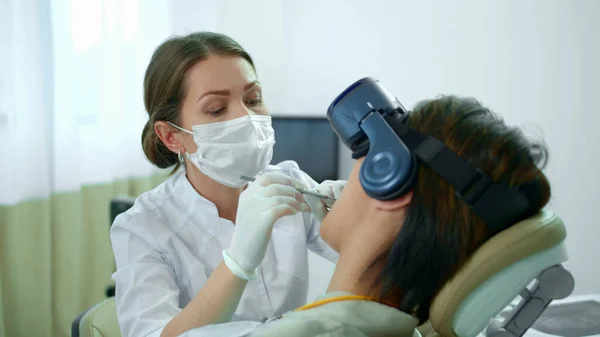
[249,94,551,337]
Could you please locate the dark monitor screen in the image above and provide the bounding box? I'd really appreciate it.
[271,117,339,183]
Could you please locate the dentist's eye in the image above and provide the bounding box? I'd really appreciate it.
[206,107,225,116]
[245,98,263,107]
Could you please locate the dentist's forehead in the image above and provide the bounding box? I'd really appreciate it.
[185,55,258,97]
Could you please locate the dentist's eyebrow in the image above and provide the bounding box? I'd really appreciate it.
[197,80,261,102]
[244,80,260,91]
[197,89,230,102]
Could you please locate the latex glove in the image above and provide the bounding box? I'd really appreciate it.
[305,180,346,223]
[223,172,311,280]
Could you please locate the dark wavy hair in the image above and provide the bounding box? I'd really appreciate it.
[369,96,551,324]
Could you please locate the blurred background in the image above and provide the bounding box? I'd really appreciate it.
[1,0,599,336]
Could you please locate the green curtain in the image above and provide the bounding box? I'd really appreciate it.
[0,172,169,337]
[0,270,5,336]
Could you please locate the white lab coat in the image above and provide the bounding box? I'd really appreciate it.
[110,160,339,337]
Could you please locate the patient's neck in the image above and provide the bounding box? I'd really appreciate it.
[326,213,403,300]
[326,231,395,297]
[327,247,383,296]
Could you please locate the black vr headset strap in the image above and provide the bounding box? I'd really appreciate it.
[385,114,531,231]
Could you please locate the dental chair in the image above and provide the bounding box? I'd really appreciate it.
[71,297,120,337]
[417,210,574,337]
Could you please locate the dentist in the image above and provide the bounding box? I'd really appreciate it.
[110,31,344,337]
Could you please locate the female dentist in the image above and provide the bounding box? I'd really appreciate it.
[110,31,344,337]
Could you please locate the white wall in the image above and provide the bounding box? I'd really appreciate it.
[169,0,600,298]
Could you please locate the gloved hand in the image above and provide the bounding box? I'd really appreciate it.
[305,180,346,223]
[223,172,311,280]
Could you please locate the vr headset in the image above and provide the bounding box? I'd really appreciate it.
[326,77,531,231]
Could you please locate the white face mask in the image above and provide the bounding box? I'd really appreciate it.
[169,115,275,188]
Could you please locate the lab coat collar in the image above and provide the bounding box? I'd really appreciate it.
[173,170,220,217]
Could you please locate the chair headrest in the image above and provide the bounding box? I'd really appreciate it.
[428,210,567,337]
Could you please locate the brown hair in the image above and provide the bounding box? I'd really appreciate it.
[373,96,551,323]
[141,32,255,172]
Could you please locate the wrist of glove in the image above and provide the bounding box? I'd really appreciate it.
[222,250,259,280]
[224,172,311,280]
[305,180,346,223]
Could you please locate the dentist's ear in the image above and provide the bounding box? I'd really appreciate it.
[155,121,188,154]
[374,191,413,211]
